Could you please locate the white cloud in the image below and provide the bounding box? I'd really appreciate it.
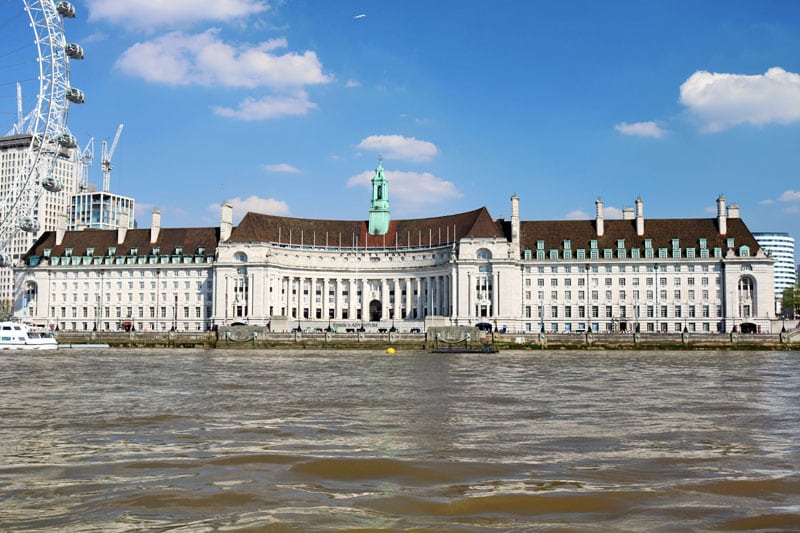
[778,189,800,202]
[759,199,775,205]
[263,163,301,173]
[208,196,290,223]
[565,209,589,220]
[87,0,269,30]
[115,31,331,89]
[212,91,317,120]
[345,79,361,88]
[347,169,462,210]
[603,206,624,219]
[614,121,666,138]
[680,67,800,132]
[356,135,439,162]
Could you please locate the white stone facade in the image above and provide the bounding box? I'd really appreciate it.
[13,196,776,334]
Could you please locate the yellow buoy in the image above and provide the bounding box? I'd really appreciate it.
[386,347,396,355]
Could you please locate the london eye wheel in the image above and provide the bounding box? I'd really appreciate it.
[0,0,83,266]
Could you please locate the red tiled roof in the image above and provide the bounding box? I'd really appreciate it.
[23,227,219,259]
[228,207,509,247]
[520,217,761,254]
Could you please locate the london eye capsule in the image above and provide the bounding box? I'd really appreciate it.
[65,42,84,60]
[57,133,77,149]
[19,217,41,233]
[42,176,64,193]
[66,87,85,104]
[57,1,76,18]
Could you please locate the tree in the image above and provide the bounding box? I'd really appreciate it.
[0,299,12,321]
[780,284,800,320]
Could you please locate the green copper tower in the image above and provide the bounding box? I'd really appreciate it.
[368,157,391,235]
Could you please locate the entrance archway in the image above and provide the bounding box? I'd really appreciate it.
[369,300,382,321]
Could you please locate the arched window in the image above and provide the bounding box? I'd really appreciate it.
[476,248,492,260]
[234,252,248,263]
[738,276,755,318]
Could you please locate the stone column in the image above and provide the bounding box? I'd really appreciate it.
[323,278,329,322]
[414,277,422,319]
[467,272,472,318]
[426,277,432,317]
[381,278,389,320]
[309,277,317,321]
[349,278,356,321]
[487,272,497,316]
[285,276,291,317]
[297,277,304,321]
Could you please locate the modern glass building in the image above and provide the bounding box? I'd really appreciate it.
[752,232,796,300]
[68,191,135,230]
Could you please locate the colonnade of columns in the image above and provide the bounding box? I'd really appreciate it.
[224,271,453,324]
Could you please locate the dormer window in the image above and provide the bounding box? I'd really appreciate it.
[197,246,205,255]
[590,239,598,249]
[107,247,116,256]
[726,238,735,249]
[563,240,571,250]
[130,247,138,256]
[175,246,183,255]
[699,238,708,249]
[86,247,94,256]
[644,239,653,249]
[152,246,160,255]
[536,240,545,250]
[43,248,51,258]
[64,248,73,257]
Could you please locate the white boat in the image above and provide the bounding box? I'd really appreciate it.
[0,322,58,350]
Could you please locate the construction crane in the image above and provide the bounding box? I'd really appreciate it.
[101,124,123,192]
[77,137,94,191]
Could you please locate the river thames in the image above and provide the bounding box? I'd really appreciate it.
[1,349,799,531]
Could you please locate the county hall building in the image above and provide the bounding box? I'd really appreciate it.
[14,161,775,334]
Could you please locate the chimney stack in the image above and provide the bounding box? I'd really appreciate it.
[727,204,740,219]
[622,207,634,220]
[635,197,644,236]
[716,195,727,235]
[117,211,129,244]
[510,194,520,257]
[55,214,67,246]
[220,202,233,242]
[595,198,604,236]
[150,208,161,244]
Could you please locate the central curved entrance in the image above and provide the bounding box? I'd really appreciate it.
[369,300,382,322]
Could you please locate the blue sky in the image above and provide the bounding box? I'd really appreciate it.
[3,0,800,257]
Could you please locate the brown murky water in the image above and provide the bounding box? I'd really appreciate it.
[1,349,799,531]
